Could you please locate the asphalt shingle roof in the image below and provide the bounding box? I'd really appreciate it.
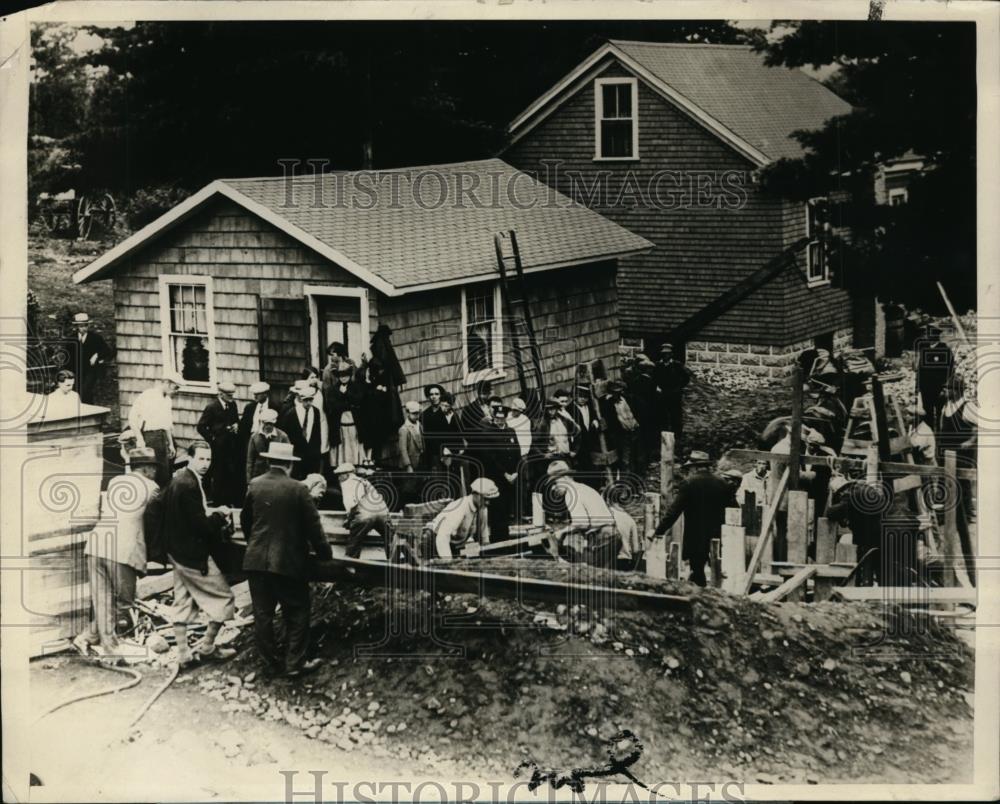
[222,159,651,291]
[610,41,852,162]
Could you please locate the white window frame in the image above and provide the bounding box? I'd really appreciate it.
[594,77,639,162]
[460,282,505,386]
[888,187,908,206]
[158,275,217,393]
[805,197,831,288]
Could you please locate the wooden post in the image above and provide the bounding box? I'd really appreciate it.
[666,542,680,580]
[721,523,747,594]
[870,376,893,461]
[741,490,760,536]
[725,507,742,526]
[942,450,972,588]
[710,539,722,587]
[643,492,666,579]
[835,542,858,565]
[660,431,683,560]
[814,517,836,602]
[742,467,789,594]
[788,365,803,492]
[786,490,809,601]
[531,493,545,527]
[936,281,972,346]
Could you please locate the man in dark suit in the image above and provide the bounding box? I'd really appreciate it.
[161,440,236,666]
[653,343,693,448]
[479,405,521,539]
[279,385,323,480]
[197,380,242,506]
[246,408,290,482]
[67,312,112,404]
[237,381,273,464]
[420,383,447,470]
[241,440,332,678]
[653,450,735,587]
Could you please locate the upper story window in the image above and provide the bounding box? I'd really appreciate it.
[461,282,505,385]
[888,187,908,206]
[159,275,216,389]
[806,197,831,287]
[595,77,639,161]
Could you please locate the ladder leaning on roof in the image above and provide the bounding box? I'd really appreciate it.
[494,230,546,411]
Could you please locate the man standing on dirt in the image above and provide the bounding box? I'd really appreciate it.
[241,440,332,678]
[652,451,734,586]
[161,440,237,666]
[128,371,182,487]
[653,343,693,449]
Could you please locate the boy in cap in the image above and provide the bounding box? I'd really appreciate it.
[393,400,425,506]
[197,380,242,505]
[246,407,290,482]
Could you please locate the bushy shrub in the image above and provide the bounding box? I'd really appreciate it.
[125,185,192,230]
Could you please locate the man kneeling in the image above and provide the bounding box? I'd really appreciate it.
[546,461,621,570]
[421,478,498,559]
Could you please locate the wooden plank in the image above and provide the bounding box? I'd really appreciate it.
[532,493,545,527]
[893,475,924,493]
[834,542,857,564]
[774,564,852,579]
[720,524,746,594]
[786,491,809,564]
[643,492,665,579]
[666,541,680,581]
[660,431,680,557]
[788,365,803,491]
[709,539,722,588]
[727,449,977,481]
[725,507,742,526]
[832,586,977,605]
[742,467,789,594]
[814,517,836,601]
[753,566,817,604]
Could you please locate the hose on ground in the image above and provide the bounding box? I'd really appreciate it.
[33,657,142,724]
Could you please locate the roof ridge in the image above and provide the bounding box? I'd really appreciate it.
[609,39,753,49]
[220,157,509,183]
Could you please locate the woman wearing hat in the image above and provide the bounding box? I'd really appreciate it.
[325,361,369,467]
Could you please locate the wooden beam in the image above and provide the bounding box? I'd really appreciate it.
[667,541,680,580]
[726,449,976,480]
[741,467,789,594]
[832,586,977,605]
[942,450,973,589]
[814,517,837,601]
[786,491,809,565]
[834,542,858,565]
[788,365,803,491]
[870,375,893,462]
[752,566,817,603]
[643,492,666,579]
[710,539,722,588]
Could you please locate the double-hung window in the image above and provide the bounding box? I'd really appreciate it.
[159,275,216,388]
[595,77,639,160]
[461,282,504,384]
[806,198,831,286]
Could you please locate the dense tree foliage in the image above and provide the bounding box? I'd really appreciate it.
[756,21,977,312]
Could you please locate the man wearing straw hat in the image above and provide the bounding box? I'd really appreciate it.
[67,311,111,404]
[241,440,332,678]
[652,450,734,586]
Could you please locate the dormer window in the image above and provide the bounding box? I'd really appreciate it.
[595,77,639,160]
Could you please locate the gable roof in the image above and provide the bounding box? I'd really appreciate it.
[509,41,852,165]
[73,158,652,294]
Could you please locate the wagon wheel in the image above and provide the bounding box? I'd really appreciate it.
[38,203,59,233]
[94,193,117,232]
[76,196,94,240]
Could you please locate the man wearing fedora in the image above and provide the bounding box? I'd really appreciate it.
[128,371,182,487]
[241,440,332,678]
[280,384,324,480]
[653,450,735,586]
[336,462,392,558]
[246,408,290,482]
[421,477,498,559]
[66,311,112,405]
[197,380,242,506]
[74,448,159,660]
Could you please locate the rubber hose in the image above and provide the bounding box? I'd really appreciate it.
[34,657,142,723]
[126,661,180,729]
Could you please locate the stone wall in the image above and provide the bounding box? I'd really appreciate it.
[687,326,853,380]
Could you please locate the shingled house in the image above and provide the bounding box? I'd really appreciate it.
[73,159,650,443]
[505,41,856,376]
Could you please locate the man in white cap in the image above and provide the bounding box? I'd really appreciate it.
[128,371,182,486]
[246,408,290,482]
[336,462,392,558]
[393,400,425,505]
[280,384,323,480]
[545,461,620,569]
[422,477,498,559]
[67,311,111,404]
[197,380,242,505]
[241,440,332,677]
[238,380,273,456]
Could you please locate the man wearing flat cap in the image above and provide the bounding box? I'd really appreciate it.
[74,448,159,660]
[246,408,290,482]
[238,380,273,460]
[241,440,332,678]
[336,462,392,558]
[197,380,243,506]
[422,477,497,559]
[653,450,735,586]
[545,461,621,570]
[280,384,324,480]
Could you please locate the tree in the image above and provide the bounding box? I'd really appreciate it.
[756,21,976,312]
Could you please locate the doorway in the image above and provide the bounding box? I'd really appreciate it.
[305,286,369,368]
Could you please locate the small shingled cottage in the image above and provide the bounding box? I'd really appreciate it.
[505,41,857,377]
[73,158,651,444]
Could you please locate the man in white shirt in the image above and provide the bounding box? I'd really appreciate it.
[74,448,159,660]
[424,478,497,559]
[128,371,182,486]
[335,462,392,558]
[545,460,620,568]
[508,397,533,458]
[737,460,770,505]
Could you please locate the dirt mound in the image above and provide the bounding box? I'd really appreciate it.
[198,560,974,784]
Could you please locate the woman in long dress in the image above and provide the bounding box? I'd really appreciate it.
[325,363,368,466]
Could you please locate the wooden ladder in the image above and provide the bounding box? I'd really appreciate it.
[494,230,545,408]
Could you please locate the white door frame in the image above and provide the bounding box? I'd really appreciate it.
[304,285,370,368]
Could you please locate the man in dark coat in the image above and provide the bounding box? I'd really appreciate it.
[237,381,274,463]
[241,440,332,678]
[600,380,641,475]
[246,408,290,482]
[420,383,447,470]
[196,380,242,506]
[653,343,693,447]
[915,325,954,428]
[625,354,658,466]
[366,324,406,459]
[653,451,735,586]
[279,385,324,480]
[67,312,112,404]
[479,405,521,539]
[161,441,236,665]
[827,478,895,586]
[459,380,494,439]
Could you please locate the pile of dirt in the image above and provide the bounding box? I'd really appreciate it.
[197,560,974,784]
[684,379,789,461]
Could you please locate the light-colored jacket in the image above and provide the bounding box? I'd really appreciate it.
[86,472,159,571]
